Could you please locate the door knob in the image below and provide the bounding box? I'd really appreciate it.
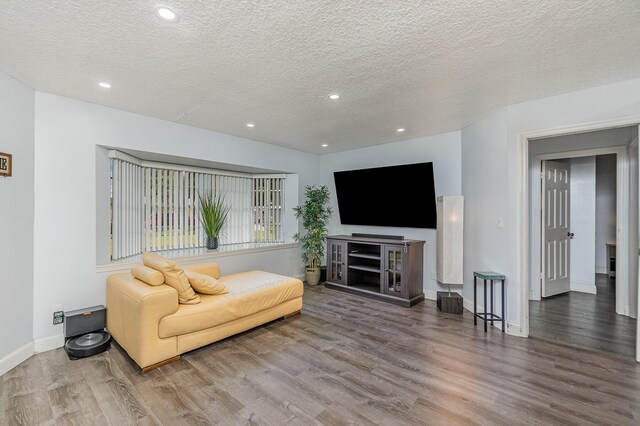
[567,232,575,238]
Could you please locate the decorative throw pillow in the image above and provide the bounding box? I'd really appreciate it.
[143,252,200,304]
[131,265,165,286]
[184,269,228,295]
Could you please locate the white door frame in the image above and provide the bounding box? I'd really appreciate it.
[531,146,629,314]
[634,130,640,362]
[517,117,640,355]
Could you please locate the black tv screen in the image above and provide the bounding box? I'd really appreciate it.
[333,162,437,228]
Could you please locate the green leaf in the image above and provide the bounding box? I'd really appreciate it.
[292,185,332,267]
[198,191,230,238]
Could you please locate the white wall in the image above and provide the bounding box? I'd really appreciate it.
[595,155,617,274]
[318,131,462,299]
[32,93,319,349]
[569,157,596,293]
[460,108,509,322]
[507,77,640,335]
[0,72,35,374]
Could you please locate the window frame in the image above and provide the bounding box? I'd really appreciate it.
[109,150,286,260]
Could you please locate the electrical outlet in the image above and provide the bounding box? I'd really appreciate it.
[53,305,63,325]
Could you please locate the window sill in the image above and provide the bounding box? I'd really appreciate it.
[96,242,300,273]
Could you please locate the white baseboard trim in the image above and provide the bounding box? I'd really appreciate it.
[595,266,606,274]
[0,334,63,376]
[462,297,523,336]
[505,322,524,336]
[463,297,474,313]
[424,290,437,301]
[33,334,64,353]
[0,341,34,376]
[570,281,597,294]
[529,289,541,301]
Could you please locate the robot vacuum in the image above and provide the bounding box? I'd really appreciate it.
[65,332,111,359]
[63,305,111,360]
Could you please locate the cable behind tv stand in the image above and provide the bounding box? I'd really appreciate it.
[325,234,425,307]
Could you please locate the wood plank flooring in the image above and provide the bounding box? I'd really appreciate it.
[3,283,640,425]
[529,273,636,357]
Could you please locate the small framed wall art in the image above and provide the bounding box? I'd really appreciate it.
[0,152,12,177]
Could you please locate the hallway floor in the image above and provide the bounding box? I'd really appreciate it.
[529,274,636,358]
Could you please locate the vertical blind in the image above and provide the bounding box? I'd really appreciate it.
[252,177,285,243]
[111,158,144,259]
[110,154,285,260]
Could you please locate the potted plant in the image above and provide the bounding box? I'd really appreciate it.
[293,185,332,285]
[198,192,230,250]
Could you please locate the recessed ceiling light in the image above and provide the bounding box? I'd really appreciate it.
[98,82,112,89]
[321,144,328,148]
[246,123,255,128]
[328,93,340,100]
[396,128,405,132]
[157,6,177,21]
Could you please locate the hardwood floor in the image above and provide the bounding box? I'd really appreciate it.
[3,283,640,425]
[530,273,637,358]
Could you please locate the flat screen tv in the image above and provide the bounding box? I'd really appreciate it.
[333,162,437,228]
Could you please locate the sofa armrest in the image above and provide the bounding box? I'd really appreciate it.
[106,272,179,368]
[181,262,220,279]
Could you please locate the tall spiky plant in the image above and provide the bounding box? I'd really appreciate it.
[198,192,230,239]
[293,185,332,269]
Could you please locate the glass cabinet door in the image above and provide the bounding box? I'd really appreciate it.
[385,246,403,295]
[328,241,345,284]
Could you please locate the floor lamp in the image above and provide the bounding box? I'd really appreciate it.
[436,195,464,314]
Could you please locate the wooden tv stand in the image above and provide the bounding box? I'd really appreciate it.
[325,235,425,307]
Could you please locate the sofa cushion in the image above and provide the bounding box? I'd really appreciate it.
[131,265,165,286]
[158,271,303,338]
[143,252,200,305]
[181,263,220,279]
[184,269,228,295]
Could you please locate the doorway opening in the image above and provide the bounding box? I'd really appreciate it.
[527,127,638,358]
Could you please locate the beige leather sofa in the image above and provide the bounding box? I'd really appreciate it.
[107,262,303,371]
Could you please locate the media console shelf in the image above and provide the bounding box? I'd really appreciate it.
[325,235,425,307]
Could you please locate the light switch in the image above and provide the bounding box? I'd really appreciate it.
[497,217,504,229]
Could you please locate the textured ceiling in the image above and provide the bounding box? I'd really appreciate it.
[1,1,640,154]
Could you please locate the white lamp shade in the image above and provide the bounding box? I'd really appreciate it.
[436,195,464,285]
